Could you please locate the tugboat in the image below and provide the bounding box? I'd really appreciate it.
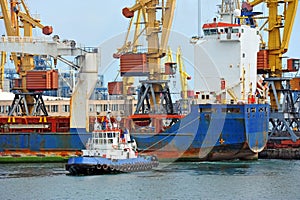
[65,112,159,175]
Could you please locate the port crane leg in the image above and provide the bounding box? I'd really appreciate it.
[267,79,300,142]
[248,0,299,142]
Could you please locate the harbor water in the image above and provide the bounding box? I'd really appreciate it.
[0,159,300,200]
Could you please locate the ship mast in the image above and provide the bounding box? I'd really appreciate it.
[219,0,240,23]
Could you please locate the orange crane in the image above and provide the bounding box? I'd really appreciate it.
[0,0,53,116]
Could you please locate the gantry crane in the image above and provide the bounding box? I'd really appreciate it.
[121,0,176,115]
[244,0,299,142]
[0,0,53,116]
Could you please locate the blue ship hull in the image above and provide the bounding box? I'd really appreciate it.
[130,104,269,161]
[0,104,269,162]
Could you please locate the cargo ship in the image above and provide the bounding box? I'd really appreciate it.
[0,0,270,162]
[115,1,269,161]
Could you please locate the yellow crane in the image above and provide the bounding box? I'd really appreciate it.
[247,0,298,110]
[0,51,6,90]
[123,0,176,80]
[176,47,191,100]
[0,0,53,115]
[113,0,145,97]
[245,0,299,142]
[122,0,176,115]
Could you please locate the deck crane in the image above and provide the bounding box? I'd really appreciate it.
[0,0,53,116]
[177,47,191,100]
[244,0,299,142]
[121,0,176,115]
[176,47,191,113]
[0,51,6,90]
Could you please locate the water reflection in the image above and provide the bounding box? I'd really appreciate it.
[0,163,66,179]
[0,159,299,179]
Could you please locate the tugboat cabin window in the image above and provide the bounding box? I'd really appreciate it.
[108,139,113,144]
[94,139,99,144]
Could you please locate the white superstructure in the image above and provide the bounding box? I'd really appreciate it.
[193,20,260,104]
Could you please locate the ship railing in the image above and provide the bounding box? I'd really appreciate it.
[1,36,54,44]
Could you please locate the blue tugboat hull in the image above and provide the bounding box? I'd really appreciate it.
[66,156,159,175]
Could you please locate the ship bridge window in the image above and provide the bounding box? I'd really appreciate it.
[108,139,113,144]
[232,29,239,33]
[99,133,103,138]
[203,29,218,36]
[103,133,107,138]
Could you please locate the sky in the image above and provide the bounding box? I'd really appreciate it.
[1,0,300,82]
[15,0,299,57]
[22,0,217,46]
